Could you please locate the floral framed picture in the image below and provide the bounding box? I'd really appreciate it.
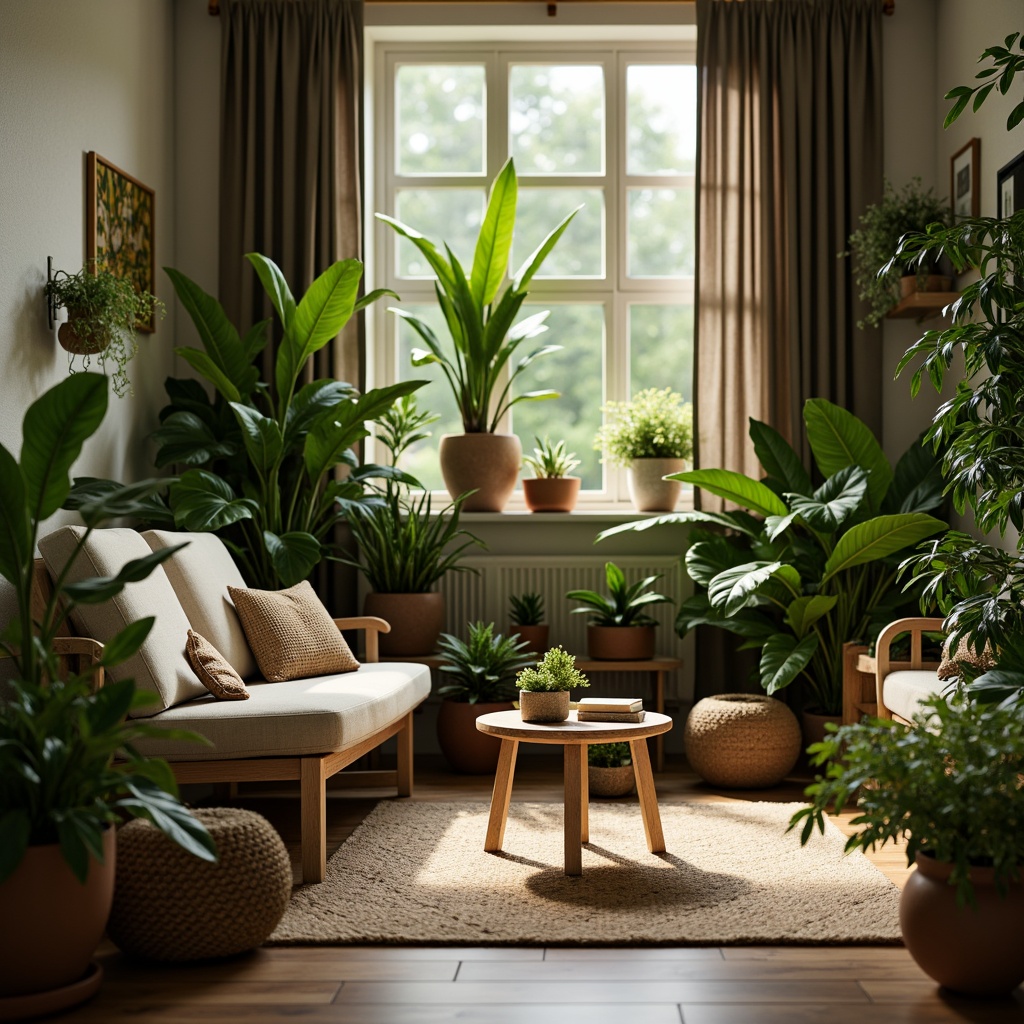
[950,138,980,221]
[86,152,156,333]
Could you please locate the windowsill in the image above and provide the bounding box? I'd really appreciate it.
[460,507,693,524]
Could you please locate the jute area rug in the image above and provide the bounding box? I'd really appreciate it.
[269,800,901,947]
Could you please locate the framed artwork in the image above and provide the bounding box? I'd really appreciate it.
[997,149,1024,218]
[950,138,980,220]
[86,152,156,332]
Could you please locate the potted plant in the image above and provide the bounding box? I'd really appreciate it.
[599,399,946,731]
[516,645,590,723]
[45,262,165,397]
[790,694,1024,995]
[521,436,582,513]
[509,591,548,655]
[567,561,672,661]
[376,157,581,512]
[435,622,535,773]
[845,178,952,329]
[594,387,693,512]
[587,742,635,798]
[0,373,216,1014]
[339,394,483,656]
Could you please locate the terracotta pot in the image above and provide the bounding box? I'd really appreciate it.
[0,825,115,1000]
[436,698,514,774]
[58,317,111,355]
[588,764,636,798]
[364,591,444,657]
[800,710,842,749]
[587,624,656,661]
[519,689,569,723]
[900,852,1024,995]
[522,476,581,513]
[627,458,685,512]
[439,433,522,512]
[511,623,549,656]
[899,274,954,298]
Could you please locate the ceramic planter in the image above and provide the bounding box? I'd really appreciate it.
[627,457,685,512]
[511,623,549,655]
[900,852,1024,994]
[519,689,569,723]
[439,433,522,512]
[799,709,842,749]
[588,764,635,798]
[522,476,581,513]
[587,624,656,661]
[363,591,445,657]
[436,698,515,774]
[898,274,954,298]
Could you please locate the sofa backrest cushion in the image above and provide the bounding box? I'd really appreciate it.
[37,526,205,717]
[142,530,257,680]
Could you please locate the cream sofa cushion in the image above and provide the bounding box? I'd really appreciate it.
[37,526,204,717]
[142,530,257,680]
[130,662,431,760]
[882,670,945,723]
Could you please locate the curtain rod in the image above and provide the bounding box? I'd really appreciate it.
[209,0,895,14]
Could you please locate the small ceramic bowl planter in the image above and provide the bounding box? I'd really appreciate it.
[516,646,590,723]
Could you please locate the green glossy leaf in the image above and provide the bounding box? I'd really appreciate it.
[170,470,257,532]
[471,157,517,308]
[765,512,799,541]
[175,347,241,404]
[787,466,867,532]
[674,593,778,641]
[64,477,174,527]
[822,513,946,580]
[707,560,781,615]
[151,411,235,469]
[84,677,136,732]
[0,445,28,586]
[375,213,455,290]
[885,435,945,514]
[117,777,218,863]
[511,204,583,292]
[244,253,296,329]
[284,380,358,447]
[749,418,812,495]
[263,531,321,588]
[98,618,154,668]
[597,509,762,542]
[784,595,838,638]
[229,403,283,478]
[760,633,819,694]
[674,469,788,517]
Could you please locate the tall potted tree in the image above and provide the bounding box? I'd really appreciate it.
[376,157,581,512]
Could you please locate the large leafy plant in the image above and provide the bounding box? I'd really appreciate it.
[601,399,946,715]
[0,374,216,882]
[437,622,535,704]
[376,157,580,433]
[73,255,424,590]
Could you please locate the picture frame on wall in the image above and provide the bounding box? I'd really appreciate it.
[998,149,1024,218]
[950,138,980,220]
[86,152,156,333]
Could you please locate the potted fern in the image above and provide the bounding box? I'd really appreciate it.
[522,436,582,513]
[509,591,548,654]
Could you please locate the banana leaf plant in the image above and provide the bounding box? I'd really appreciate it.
[376,156,581,433]
[600,399,947,715]
[70,255,425,590]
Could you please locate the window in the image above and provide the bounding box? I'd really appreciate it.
[371,42,696,504]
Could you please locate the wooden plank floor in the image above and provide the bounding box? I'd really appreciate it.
[53,756,1024,1023]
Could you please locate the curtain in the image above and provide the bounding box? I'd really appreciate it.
[694,0,883,479]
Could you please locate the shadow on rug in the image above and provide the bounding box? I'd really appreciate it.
[269,800,901,946]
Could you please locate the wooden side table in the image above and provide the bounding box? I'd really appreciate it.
[475,710,674,876]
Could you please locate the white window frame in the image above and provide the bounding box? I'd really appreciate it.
[368,38,696,509]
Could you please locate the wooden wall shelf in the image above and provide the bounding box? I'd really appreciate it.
[886,291,959,320]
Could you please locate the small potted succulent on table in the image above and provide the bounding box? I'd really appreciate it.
[522,436,582,513]
[509,591,548,655]
[568,561,672,660]
[588,743,635,798]
[516,646,590,723]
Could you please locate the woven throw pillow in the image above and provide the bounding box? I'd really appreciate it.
[227,581,360,682]
[186,630,249,700]
[936,634,997,681]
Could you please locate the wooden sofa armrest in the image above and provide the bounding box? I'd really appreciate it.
[874,616,945,720]
[2,636,106,692]
[333,616,391,663]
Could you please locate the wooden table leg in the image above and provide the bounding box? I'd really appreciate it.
[630,737,665,854]
[484,739,519,852]
[563,744,583,875]
[655,670,666,771]
[580,744,589,844]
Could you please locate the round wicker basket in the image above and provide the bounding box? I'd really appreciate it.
[588,764,636,798]
[683,694,801,788]
[108,808,292,961]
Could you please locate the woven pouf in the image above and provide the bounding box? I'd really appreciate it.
[108,808,292,961]
[684,694,801,788]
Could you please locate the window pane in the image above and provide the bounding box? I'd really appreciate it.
[627,187,694,278]
[513,188,604,278]
[629,304,694,404]
[509,65,604,175]
[396,65,485,175]
[394,189,485,278]
[512,304,604,491]
[394,303,462,491]
[626,65,697,175]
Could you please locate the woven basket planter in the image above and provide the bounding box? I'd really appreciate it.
[519,689,570,722]
[108,808,292,961]
[588,764,636,798]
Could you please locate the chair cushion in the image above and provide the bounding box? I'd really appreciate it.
[186,630,249,701]
[142,530,257,680]
[37,526,204,717]
[228,581,359,682]
[129,662,431,761]
[882,670,945,722]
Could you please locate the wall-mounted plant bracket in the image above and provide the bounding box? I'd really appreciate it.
[46,256,59,330]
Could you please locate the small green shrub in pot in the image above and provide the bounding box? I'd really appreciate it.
[517,646,590,723]
[587,742,632,768]
[587,742,635,797]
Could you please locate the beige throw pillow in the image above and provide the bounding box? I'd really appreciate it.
[186,630,249,700]
[227,581,360,682]
[936,634,997,681]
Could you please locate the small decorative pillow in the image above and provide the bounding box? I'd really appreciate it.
[186,630,249,700]
[227,580,360,682]
[936,634,996,681]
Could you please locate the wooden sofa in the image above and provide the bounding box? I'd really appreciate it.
[33,527,431,884]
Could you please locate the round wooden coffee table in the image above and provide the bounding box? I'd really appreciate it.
[475,710,673,876]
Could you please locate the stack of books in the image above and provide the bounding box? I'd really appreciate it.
[576,697,645,723]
